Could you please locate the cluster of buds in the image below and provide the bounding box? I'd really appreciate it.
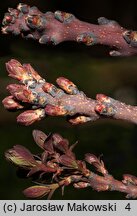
[3,59,101,126]
[2,59,86,126]
[2,4,137,56]
[2,3,75,46]
[95,94,117,117]
[2,3,49,42]
[5,130,137,198]
[4,59,137,126]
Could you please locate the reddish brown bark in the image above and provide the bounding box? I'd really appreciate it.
[2,3,137,56]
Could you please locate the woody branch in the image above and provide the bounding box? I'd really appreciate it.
[2,3,137,56]
[2,59,137,126]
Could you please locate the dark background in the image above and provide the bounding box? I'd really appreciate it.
[1,0,137,200]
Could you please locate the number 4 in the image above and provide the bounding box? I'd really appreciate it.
[125,203,131,211]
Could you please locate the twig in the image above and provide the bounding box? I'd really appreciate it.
[2,3,137,56]
[2,59,137,125]
[5,130,137,198]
